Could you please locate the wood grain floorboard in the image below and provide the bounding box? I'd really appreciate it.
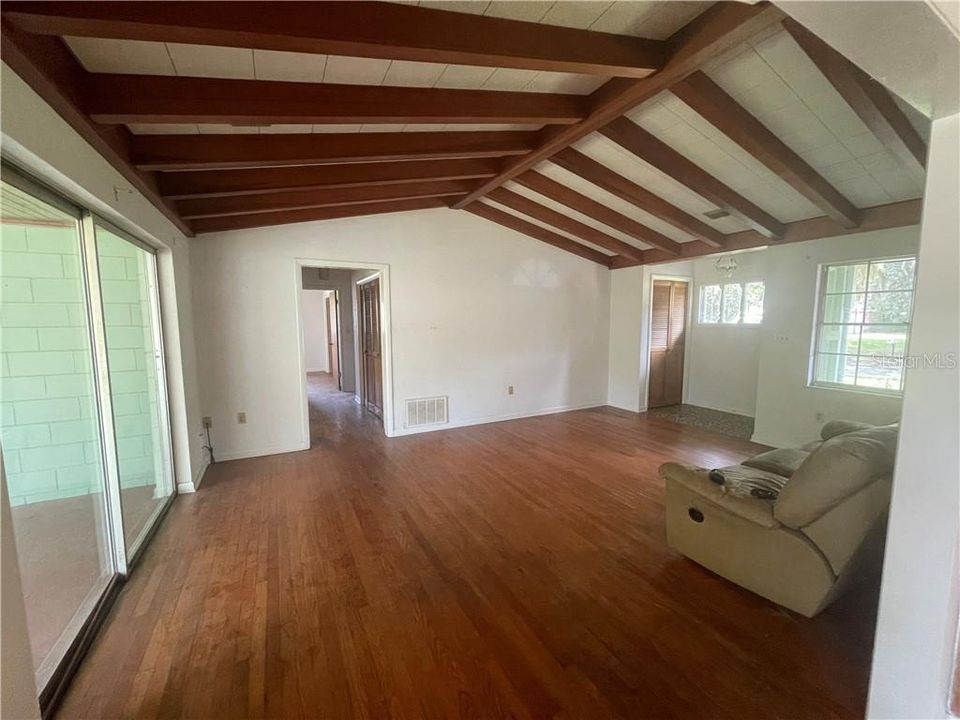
[55,374,879,719]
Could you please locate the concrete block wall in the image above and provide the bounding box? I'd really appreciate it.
[1,221,105,506]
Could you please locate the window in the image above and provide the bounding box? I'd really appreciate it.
[699,281,764,325]
[811,256,917,394]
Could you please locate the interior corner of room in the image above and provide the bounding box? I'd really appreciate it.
[0,2,957,719]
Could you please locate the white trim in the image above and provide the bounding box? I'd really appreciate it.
[365,401,608,438]
[213,443,310,463]
[296,261,395,435]
[177,457,210,494]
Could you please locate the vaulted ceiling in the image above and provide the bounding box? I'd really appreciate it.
[1,1,928,267]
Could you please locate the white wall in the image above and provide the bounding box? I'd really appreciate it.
[751,227,919,447]
[685,249,766,417]
[301,290,330,373]
[191,209,610,459]
[867,112,959,720]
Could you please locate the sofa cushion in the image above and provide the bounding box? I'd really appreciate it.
[774,424,899,528]
[742,447,811,478]
[820,419,874,440]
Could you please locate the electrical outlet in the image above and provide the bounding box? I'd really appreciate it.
[237,412,247,424]
[202,416,212,429]
[508,385,515,395]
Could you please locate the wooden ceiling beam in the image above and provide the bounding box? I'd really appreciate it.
[600,117,786,239]
[0,25,193,235]
[466,203,614,266]
[84,74,586,126]
[131,131,536,170]
[177,180,473,219]
[783,18,927,178]
[2,1,667,78]
[487,188,645,261]
[158,159,500,199]
[452,2,785,208]
[191,196,448,234]
[550,148,726,248]
[672,71,861,228]
[513,171,681,255]
[611,198,922,267]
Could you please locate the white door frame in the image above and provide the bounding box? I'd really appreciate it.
[295,259,395,441]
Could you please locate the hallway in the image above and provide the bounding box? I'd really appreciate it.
[55,395,878,719]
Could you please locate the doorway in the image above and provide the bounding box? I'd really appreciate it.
[297,263,393,444]
[648,279,689,409]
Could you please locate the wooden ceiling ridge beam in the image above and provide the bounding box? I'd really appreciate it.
[158,158,501,199]
[2,1,668,78]
[549,148,726,248]
[190,196,448,234]
[611,198,922,267]
[0,24,192,235]
[465,203,614,267]
[83,74,588,126]
[600,117,786,239]
[176,180,474,219]
[131,131,537,170]
[451,2,787,209]
[486,188,646,261]
[671,71,862,228]
[782,18,927,178]
[513,171,682,255]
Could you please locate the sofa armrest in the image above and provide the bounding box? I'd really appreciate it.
[659,462,782,529]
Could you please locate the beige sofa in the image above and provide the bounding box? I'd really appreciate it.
[660,421,898,617]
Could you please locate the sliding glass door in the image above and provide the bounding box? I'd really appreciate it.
[94,223,174,556]
[0,166,176,701]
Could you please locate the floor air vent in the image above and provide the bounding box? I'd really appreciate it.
[405,396,448,428]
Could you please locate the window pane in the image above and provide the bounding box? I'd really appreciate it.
[815,353,858,385]
[818,324,862,355]
[700,284,720,323]
[722,283,742,323]
[859,325,908,357]
[865,290,913,323]
[743,281,764,324]
[823,293,865,323]
[855,356,904,391]
[868,258,916,291]
[826,263,868,293]
[95,226,174,556]
[0,180,113,688]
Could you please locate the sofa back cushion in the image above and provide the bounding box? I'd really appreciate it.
[774,423,899,528]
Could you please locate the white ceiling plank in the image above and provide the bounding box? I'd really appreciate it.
[166,42,254,79]
[483,199,618,256]
[433,64,497,89]
[127,123,199,134]
[65,36,176,75]
[540,1,614,30]
[253,49,327,82]
[323,55,391,85]
[382,60,446,87]
[483,1,553,23]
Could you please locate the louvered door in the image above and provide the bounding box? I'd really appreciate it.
[648,280,688,409]
[358,278,383,420]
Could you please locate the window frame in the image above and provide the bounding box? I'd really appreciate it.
[808,254,917,397]
[697,280,765,326]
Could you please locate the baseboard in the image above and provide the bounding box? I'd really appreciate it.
[749,432,786,448]
[176,457,210,494]
[387,400,607,438]
[213,442,310,462]
[306,367,329,373]
[683,399,756,418]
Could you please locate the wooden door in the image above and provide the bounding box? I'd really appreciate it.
[648,280,688,409]
[358,278,383,420]
[326,294,341,390]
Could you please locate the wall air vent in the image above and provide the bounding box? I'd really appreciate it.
[405,396,448,428]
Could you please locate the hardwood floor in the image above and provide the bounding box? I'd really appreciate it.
[56,375,879,719]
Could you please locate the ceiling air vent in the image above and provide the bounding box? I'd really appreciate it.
[704,209,730,219]
[405,396,448,429]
